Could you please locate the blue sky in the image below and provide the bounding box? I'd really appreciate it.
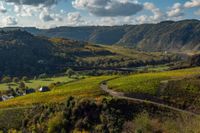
[0,0,200,28]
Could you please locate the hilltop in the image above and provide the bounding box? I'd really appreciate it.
[3,19,200,52]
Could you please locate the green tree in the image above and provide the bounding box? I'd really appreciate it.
[48,113,64,133]
[19,81,26,90]
[13,77,20,83]
[65,68,75,78]
[39,73,48,79]
[1,76,11,83]
[22,76,28,82]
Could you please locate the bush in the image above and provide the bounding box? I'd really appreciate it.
[65,68,76,78]
[1,76,12,83]
[39,73,48,79]
[22,76,28,82]
[134,112,152,133]
[18,82,26,90]
[13,77,20,83]
[47,113,65,133]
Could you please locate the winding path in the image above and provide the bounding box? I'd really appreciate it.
[100,83,199,117]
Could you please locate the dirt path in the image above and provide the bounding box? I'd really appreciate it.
[0,106,32,111]
[100,83,199,117]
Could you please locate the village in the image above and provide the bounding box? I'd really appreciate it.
[0,69,79,102]
[0,86,50,101]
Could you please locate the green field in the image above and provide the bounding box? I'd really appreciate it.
[131,65,170,72]
[102,45,170,60]
[0,76,75,91]
[1,67,200,109]
[108,67,200,95]
[0,76,115,109]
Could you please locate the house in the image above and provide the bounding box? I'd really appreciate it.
[0,97,3,101]
[39,86,50,92]
[1,95,14,101]
[24,88,36,95]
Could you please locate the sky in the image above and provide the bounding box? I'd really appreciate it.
[0,0,200,28]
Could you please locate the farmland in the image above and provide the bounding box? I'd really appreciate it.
[1,67,200,109]
[108,67,200,95]
[0,67,200,132]
[0,76,115,109]
[107,67,200,113]
[0,76,75,92]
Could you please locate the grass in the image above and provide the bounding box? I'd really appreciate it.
[0,76,74,91]
[0,107,25,129]
[81,45,176,68]
[0,76,115,109]
[125,112,200,133]
[108,67,200,95]
[131,65,170,72]
[102,45,168,60]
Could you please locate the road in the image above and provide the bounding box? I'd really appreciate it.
[100,83,199,117]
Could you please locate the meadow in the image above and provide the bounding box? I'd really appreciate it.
[1,67,200,109]
[0,76,115,109]
[0,67,200,131]
[0,76,75,91]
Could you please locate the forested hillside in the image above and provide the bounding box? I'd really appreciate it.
[0,30,176,76]
[4,20,200,51]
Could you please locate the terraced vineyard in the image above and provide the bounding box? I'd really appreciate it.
[108,67,200,95]
[0,67,200,132]
[107,67,200,113]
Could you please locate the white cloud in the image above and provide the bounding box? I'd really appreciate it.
[67,12,84,25]
[167,3,184,18]
[40,12,54,22]
[39,8,63,22]
[2,16,18,26]
[72,0,143,17]
[143,2,164,22]
[14,5,40,17]
[135,15,148,24]
[0,2,7,13]
[99,17,117,26]
[184,0,200,16]
[184,0,200,8]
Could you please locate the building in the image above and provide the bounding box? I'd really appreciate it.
[39,86,50,92]
[24,88,36,95]
[1,95,14,101]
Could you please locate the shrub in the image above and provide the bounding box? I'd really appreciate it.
[13,77,20,83]
[18,82,26,90]
[1,76,12,83]
[22,76,28,82]
[134,112,152,133]
[65,68,76,78]
[47,113,65,133]
[39,73,48,79]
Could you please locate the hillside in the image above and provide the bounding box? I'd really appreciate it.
[1,68,200,132]
[0,30,61,76]
[4,20,200,51]
[108,67,200,113]
[0,30,177,76]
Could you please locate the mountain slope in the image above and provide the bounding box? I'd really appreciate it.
[0,30,176,76]
[0,30,65,76]
[6,19,200,51]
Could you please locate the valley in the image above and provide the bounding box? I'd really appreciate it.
[0,20,200,133]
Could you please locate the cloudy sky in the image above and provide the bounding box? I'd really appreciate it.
[0,0,200,28]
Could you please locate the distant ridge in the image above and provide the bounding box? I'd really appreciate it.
[1,19,200,51]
